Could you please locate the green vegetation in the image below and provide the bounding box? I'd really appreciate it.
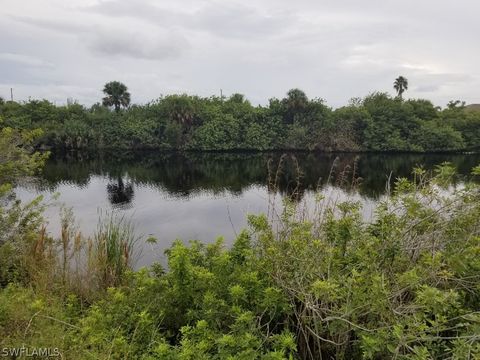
[0,123,49,290]
[1,80,479,152]
[1,115,480,359]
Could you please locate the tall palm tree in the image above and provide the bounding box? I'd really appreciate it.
[393,76,408,99]
[282,88,309,124]
[102,81,131,112]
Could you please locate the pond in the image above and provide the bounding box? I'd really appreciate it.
[16,151,480,267]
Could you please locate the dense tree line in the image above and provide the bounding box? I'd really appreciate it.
[0,88,479,152]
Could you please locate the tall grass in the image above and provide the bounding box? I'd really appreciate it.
[18,208,141,302]
[92,210,140,288]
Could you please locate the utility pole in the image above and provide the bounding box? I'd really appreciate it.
[10,88,13,102]
[220,89,223,102]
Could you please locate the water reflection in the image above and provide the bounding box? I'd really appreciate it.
[107,176,134,209]
[38,151,480,201]
[17,150,479,267]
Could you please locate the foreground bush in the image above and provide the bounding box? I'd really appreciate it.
[250,164,480,359]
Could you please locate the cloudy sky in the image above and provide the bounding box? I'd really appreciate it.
[0,0,478,107]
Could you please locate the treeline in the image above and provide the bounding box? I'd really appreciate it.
[1,90,479,152]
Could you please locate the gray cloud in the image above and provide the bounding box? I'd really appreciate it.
[83,0,176,25]
[413,73,473,94]
[10,15,86,34]
[85,0,296,39]
[10,13,188,61]
[86,29,188,60]
[415,84,441,93]
[190,2,294,39]
[0,52,54,68]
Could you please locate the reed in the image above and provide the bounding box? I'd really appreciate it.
[92,210,140,288]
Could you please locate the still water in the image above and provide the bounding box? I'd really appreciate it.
[17,151,480,267]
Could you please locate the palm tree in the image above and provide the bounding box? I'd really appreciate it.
[393,76,408,99]
[282,88,309,124]
[102,81,131,112]
[165,95,195,129]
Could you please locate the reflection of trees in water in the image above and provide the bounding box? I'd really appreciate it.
[37,152,97,190]
[355,153,479,197]
[266,154,363,202]
[107,176,134,208]
[38,151,480,200]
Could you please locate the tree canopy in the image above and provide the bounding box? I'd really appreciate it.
[1,87,478,152]
[102,81,131,112]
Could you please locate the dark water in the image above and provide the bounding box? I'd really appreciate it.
[17,151,480,266]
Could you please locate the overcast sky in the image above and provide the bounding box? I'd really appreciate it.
[0,0,478,107]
